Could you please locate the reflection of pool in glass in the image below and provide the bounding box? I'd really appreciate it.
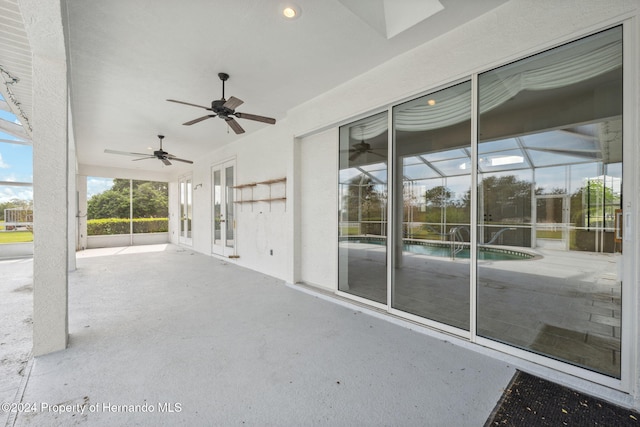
[345,237,535,261]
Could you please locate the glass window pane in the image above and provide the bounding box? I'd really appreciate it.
[404,162,440,180]
[393,80,472,330]
[477,26,622,378]
[535,166,568,195]
[187,179,192,239]
[478,148,529,172]
[87,177,131,236]
[213,170,221,246]
[430,158,472,177]
[0,141,32,182]
[477,138,519,154]
[338,111,388,304]
[422,148,469,162]
[225,166,234,247]
[132,180,168,234]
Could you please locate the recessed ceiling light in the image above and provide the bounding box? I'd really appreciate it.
[427,99,436,106]
[282,4,301,19]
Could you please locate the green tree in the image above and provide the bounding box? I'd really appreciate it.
[87,179,168,219]
[424,186,453,208]
[570,179,617,228]
[341,176,386,235]
[476,175,532,223]
[132,180,168,218]
[87,189,130,219]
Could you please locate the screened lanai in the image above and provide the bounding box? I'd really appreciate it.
[338,26,623,379]
[0,92,34,253]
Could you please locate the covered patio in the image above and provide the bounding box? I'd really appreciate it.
[2,245,516,425]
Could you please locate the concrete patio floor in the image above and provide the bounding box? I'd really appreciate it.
[2,244,518,426]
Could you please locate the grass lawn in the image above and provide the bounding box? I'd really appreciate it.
[0,231,33,243]
[536,230,563,239]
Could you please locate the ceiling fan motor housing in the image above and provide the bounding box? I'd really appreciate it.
[211,99,234,117]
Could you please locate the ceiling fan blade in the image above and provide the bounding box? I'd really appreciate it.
[223,96,244,110]
[104,149,151,157]
[368,151,386,158]
[167,99,213,110]
[235,112,276,124]
[349,151,362,161]
[169,157,194,164]
[161,158,172,166]
[132,156,155,161]
[225,117,245,134]
[183,115,216,126]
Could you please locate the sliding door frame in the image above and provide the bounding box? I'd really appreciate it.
[334,19,637,393]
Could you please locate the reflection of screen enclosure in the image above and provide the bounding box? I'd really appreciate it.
[477,27,623,378]
[339,111,388,304]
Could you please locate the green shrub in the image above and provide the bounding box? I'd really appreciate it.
[132,218,169,234]
[87,218,168,235]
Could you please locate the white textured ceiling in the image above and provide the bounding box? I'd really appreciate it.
[2,0,510,175]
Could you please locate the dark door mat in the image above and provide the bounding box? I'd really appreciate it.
[484,370,640,426]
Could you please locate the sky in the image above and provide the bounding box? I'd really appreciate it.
[1,95,116,202]
[0,94,33,203]
[87,177,114,198]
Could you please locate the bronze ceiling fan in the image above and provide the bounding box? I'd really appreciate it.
[167,73,276,134]
[105,135,193,166]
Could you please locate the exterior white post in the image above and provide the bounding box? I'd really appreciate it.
[19,0,70,356]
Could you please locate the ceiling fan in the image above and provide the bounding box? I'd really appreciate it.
[104,135,193,166]
[167,72,276,134]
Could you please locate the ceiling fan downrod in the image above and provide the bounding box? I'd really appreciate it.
[218,72,229,100]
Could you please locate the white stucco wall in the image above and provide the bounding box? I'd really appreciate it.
[298,128,338,290]
[177,121,292,280]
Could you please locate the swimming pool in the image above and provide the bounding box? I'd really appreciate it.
[344,237,535,261]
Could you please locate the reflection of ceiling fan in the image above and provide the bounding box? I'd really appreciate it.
[104,135,193,166]
[347,140,386,161]
[167,72,276,134]
[343,125,386,161]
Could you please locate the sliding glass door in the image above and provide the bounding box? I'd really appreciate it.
[336,26,625,379]
[392,82,472,331]
[476,26,623,378]
[338,112,388,304]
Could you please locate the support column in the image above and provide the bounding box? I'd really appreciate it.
[19,0,69,356]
